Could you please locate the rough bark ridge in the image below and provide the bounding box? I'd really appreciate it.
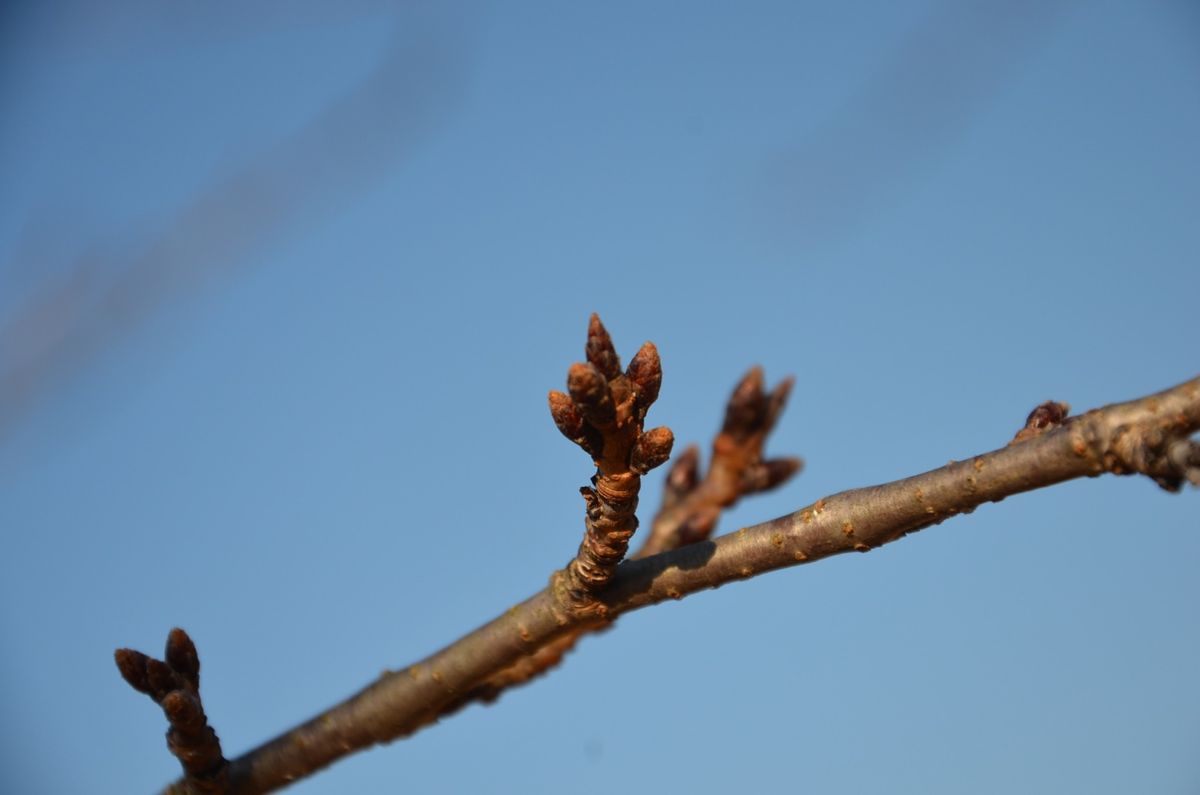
[114,317,1199,795]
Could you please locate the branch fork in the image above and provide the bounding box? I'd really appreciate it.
[115,628,228,795]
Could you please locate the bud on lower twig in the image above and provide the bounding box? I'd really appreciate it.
[740,457,804,494]
[166,627,200,691]
[723,366,766,438]
[115,648,154,695]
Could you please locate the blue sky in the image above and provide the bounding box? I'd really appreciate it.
[1,2,1198,792]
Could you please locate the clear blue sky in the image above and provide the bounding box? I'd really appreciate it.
[2,2,1198,793]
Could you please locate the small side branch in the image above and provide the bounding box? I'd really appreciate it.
[549,314,673,610]
[638,366,802,557]
[116,628,228,795]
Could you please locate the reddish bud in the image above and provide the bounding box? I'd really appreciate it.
[548,390,585,438]
[162,690,205,728]
[722,366,766,436]
[585,314,622,379]
[1025,401,1070,430]
[166,628,200,691]
[741,457,803,494]
[626,341,662,409]
[631,426,674,474]
[115,649,153,695]
[567,362,615,426]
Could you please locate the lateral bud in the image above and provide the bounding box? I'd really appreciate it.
[585,313,622,379]
[741,457,804,494]
[567,362,615,426]
[115,649,153,695]
[626,341,662,410]
[723,366,766,437]
[165,628,200,691]
[631,426,675,474]
[549,390,584,438]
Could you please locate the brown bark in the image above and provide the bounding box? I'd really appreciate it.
[172,374,1199,795]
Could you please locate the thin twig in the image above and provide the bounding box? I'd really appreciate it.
[638,365,802,556]
[116,629,228,795]
[550,314,673,609]
[180,374,1199,795]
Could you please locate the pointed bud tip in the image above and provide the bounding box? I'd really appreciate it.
[735,366,765,394]
[115,648,152,694]
[626,342,663,407]
[585,315,621,378]
[166,628,200,685]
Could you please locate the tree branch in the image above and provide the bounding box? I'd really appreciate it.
[170,374,1200,795]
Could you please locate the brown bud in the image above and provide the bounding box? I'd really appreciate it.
[1025,401,1070,430]
[1012,400,1071,443]
[549,390,603,457]
[162,690,205,728]
[548,390,585,438]
[723,366,766,437]
[740,457,804,494]
[567,362,615,426]
[115,648,153,695]
[626,341,662,410]
[166,628,200,691]
[585,313,622,379]
[631,426,674,474]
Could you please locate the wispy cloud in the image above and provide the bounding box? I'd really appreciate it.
[0,12,470,442]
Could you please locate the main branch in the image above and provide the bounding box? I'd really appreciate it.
[170,374,1200,795]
